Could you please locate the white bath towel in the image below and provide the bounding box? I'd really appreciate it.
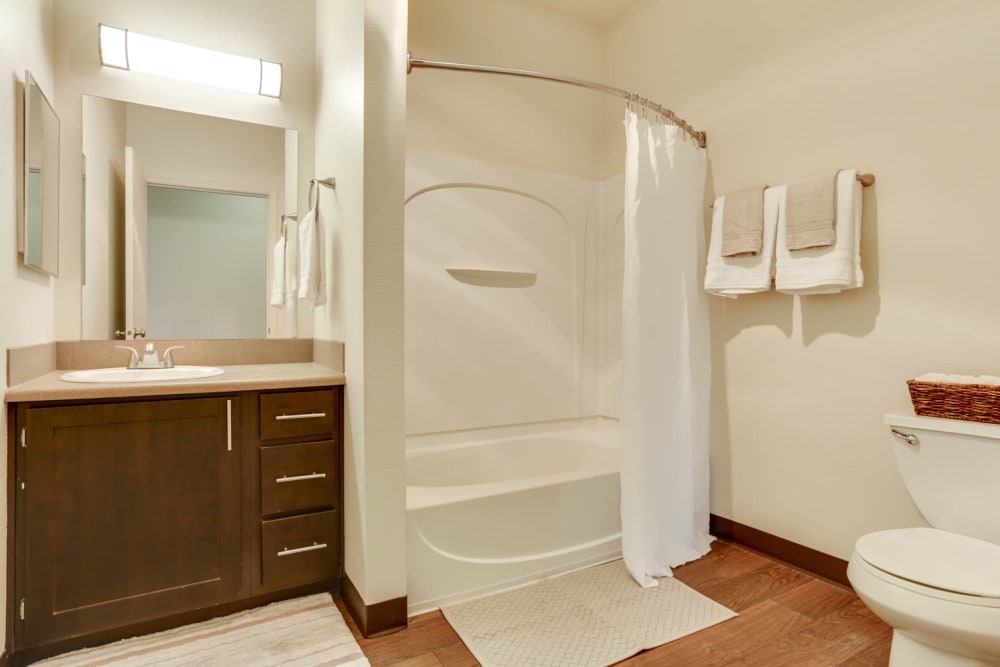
[269,234,286,308]
[298,207,327,306]
[775,169,863,295]
[704,187,780,298]
[269,222,299,311]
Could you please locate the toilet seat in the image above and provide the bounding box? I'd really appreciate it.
[855,527,1000,603]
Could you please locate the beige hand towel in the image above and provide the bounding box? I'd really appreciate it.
[784,171,838,250]
[720,185,766,257]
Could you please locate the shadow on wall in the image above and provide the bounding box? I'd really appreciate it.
[800,186,881,345]
[706,166,881,345]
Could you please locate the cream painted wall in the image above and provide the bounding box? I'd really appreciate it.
[602,0,1000,560]
[53,0,317,341]
[0,0,56,646]
[314,0,408,606]
[408,0,606,179]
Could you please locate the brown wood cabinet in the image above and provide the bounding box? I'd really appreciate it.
[8,385,342,664]
[254,388,341,594]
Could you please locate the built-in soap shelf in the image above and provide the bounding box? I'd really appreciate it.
[445,267,537,288]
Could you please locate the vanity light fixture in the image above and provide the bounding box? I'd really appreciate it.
[98,24,282,98]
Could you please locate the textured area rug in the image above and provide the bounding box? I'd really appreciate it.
[33,593,370,667]
[442,560,736,667]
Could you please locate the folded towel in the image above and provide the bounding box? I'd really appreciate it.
[721,185,767,257]
[704,187,780,298]
[784,170,837,250]
[914,373,1000,386]
[298,207,327,306]
[775,169,863,295]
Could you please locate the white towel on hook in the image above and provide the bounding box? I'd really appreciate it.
[298,206,327,306]
[269,235,286,308]
[775,169,863,294]
[704,187,779,297]
[269,221,299,311]
[284,221,299,311]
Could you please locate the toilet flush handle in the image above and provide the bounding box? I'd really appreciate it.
[890,429,919,446]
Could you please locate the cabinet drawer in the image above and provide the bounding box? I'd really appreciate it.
[261,440,338,516]
[261,511,339,589]
[259,389,336,441]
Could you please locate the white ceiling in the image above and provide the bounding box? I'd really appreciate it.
[518,0,639,27]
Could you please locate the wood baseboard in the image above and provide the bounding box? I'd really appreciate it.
[709,514,850,588]
[341,575,407,638]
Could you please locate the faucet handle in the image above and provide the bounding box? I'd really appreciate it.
[114,345,141,369]
[162,345,187,369]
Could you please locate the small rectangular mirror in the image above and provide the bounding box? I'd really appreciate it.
[23,70,60,276]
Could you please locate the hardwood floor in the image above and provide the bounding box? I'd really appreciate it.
[338,541,892,666]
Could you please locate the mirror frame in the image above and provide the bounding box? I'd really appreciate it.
[22,70,60,276]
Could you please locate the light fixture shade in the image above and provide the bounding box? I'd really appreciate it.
[98,23,282,98]
[99,24,128,69]
[259,60,282,98]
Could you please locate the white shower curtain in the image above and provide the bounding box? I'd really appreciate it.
[620,109,712,588]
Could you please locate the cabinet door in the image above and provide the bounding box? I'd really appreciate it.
[20,397,242,647]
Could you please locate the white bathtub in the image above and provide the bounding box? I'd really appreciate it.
[406,426,622,615]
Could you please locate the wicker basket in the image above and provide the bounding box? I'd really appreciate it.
[906,379,1000,424]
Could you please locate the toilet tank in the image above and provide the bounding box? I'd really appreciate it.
[885,412,1000,545]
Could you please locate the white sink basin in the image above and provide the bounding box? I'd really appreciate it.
[59,366,226,384]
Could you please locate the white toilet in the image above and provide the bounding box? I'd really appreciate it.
[848,412,1000,666]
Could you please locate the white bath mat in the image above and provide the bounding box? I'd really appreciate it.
[32,593,369,667]
[441,559,736,667]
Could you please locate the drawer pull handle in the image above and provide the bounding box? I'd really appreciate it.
[277,542,328,557]
[276,472,327,483]
[275,412,327,421]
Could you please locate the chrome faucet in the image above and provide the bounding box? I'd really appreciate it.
[114,343,187,369]
[139,343,161,368]
[162,345,186,368]
[114,345,141,369]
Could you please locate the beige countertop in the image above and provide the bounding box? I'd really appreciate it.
[6,362,345,403]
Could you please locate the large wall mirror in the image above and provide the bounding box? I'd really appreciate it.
[80,96,298,340]
[22,71,60,276]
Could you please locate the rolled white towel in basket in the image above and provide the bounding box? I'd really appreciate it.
[913,373,1000,386]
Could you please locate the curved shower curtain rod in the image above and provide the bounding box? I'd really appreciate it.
[406,53,708,148]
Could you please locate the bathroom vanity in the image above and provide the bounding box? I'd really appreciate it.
[5,363,343,664]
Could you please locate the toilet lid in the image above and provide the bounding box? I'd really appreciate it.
[856,527,1000,598]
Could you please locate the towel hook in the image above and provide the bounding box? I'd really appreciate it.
[308,177,337,212]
